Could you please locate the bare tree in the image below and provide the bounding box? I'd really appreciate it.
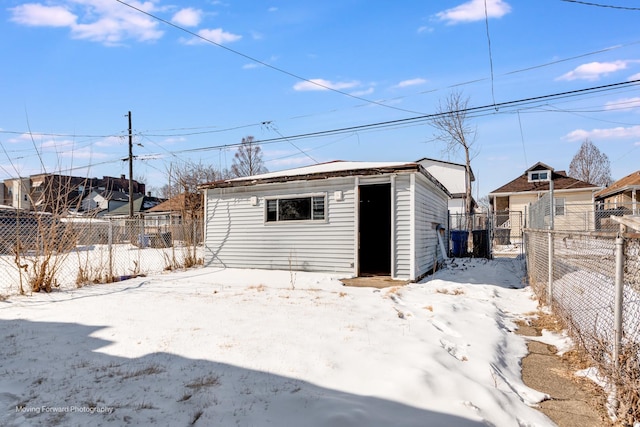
[165,161,221,195]
[568,139,612,187]
[431,91,477,229]
[231,136,268,178]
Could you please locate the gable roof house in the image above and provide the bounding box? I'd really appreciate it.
[143,193,204,243]
[593,170,640,230]
[489,162,601,235]
[80,190,130,215]
[1,174,145,214]
[594,170,640,214]
[103,194,165,218]
[200,161,451,281]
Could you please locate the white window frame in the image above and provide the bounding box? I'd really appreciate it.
[264,193,327,224]
[554,197,565,216]
[528,170,551,182]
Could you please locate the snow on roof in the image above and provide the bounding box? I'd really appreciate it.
[232,161,416,180]
[201,160,428,190]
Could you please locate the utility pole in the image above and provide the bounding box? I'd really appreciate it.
[127,111,134,218]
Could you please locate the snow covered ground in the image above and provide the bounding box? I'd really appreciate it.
[0,258,556,426]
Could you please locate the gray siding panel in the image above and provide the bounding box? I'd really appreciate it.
[414,174,449,279]
[205,178,355,274]
[394,174,412,279]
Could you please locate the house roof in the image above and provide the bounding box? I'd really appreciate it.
[104,194,165,216]
[147,193,201,213]
[594,170,640,199]
[415,157,476,182]
[489,163,600,195]
[97,190,129,202]
[200,160,451,196]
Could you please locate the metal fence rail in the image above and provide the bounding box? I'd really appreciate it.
[0,217,203,296]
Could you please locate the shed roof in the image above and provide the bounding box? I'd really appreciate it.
[200,160,450,196]
[594,170,640,199]
[489,164,600,195]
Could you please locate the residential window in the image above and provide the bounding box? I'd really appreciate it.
[529,171,549,182]
[554,197,565,216]
[266,195,326,222]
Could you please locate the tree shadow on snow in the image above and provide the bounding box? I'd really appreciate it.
[0,319,484,427]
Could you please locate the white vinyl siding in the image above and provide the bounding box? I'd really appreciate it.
[393,174,412,279]
[204,170,450,280]
[414,174,449,279]
[205,178,355,274]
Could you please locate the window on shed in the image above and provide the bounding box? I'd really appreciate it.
[266,195,325,222]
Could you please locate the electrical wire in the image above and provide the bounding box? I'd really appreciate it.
[484,0,497,108]
[113,0,427,116]
[560,0,640,11]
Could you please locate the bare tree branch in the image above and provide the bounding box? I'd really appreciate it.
[568,139,612,187]
[231,136,268,178]
[431,91,477,229]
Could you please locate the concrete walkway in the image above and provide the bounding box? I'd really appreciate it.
[517,322,607,427]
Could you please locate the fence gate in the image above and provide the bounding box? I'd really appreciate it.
[490,210,524,258]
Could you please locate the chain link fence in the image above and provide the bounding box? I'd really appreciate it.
[0,214,203,296]
[525,196,640,423]
[447,211,524,258]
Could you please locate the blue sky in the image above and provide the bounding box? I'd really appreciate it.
[1,0,640,197]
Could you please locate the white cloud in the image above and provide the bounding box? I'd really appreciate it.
[556,60,629,81]
[604,97,640,111]
[350,87,375,97]
[9,1,164,45]
[293,78,360,92]
[629,72,640,81]
[10,3,76,27]
[268,7,278,13]
[393,78,427,89]
[436,0,511,24]
[564,125,640,142]
[184,28,242,45]
[171,8,202,27]
[417,26,433,34]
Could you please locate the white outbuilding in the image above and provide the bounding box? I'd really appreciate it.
[200,161,450,281]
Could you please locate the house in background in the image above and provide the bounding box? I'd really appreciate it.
[0,173,145,213]
[103,193,165,218]
[594,170,640,214]
[489,162,601,236]
[143,193,203,243]
[200,160,451,281]
[416,157,476,216]
[81,190,129,215]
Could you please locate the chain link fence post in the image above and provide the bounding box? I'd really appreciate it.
[547,230,554,306]
[614,235,625,370]
[108,219,113,280]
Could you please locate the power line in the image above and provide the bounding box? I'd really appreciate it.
[560,0,640,10]
[147,79,640,156]
[113,0,427,116]
[3,79,639,179]
[484,0,497,108]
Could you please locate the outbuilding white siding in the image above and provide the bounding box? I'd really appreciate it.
[205,177,356,274]
[202,162,450,280]
[414,173,449,279]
